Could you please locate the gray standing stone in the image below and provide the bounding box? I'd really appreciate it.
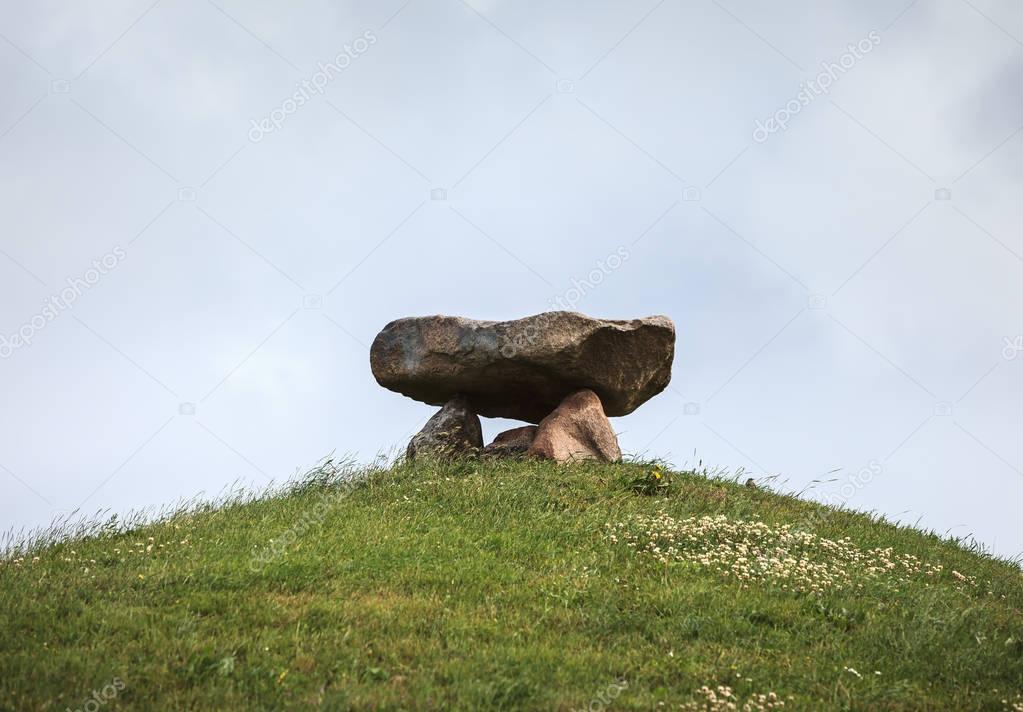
[406,395,483,460]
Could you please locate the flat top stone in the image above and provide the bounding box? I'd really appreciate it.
[370,311,675,423]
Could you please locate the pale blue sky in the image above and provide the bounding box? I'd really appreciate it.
[1,0,1021,557]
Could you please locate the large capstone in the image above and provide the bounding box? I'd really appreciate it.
[370,312,675,423]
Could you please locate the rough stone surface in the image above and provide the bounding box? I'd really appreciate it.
[406,396,483,460]
[528,389,621,463]
[482,426,538,458]
[371,312,675,423]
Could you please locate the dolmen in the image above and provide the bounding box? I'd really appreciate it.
[370,312,675,463]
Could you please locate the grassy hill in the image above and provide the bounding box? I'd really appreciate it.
[1,459,1021,711]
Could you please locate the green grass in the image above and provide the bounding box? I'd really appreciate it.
[1,459,1021,711]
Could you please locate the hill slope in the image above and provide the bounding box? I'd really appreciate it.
[1,460,1022,711]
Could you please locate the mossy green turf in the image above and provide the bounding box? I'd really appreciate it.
[1,460,1021,711]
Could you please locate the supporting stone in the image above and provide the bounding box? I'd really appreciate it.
[406,395,482,460]
[482,426,538,458]
[528,389,621,463]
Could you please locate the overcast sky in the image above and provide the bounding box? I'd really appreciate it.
[1,0,1021,557]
